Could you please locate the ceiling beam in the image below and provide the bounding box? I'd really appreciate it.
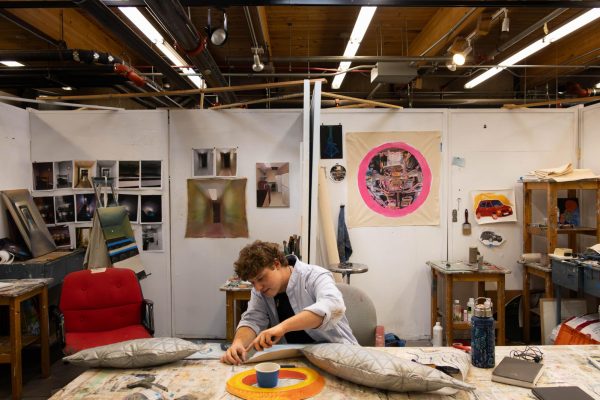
[408,7,482,56]
[5,8,134,59]
[517,23,600,89]
[72,0,195,91]
[3,1,600,7]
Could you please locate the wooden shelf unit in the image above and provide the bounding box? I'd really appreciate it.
[522,179,600,255]
[521,179,600,343]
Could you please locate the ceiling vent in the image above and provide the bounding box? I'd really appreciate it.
[370,62,417,84]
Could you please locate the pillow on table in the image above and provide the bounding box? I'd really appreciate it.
[302,343,475,393]
[63,337,200,368]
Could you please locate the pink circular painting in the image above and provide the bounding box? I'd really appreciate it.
[357,142,432,217]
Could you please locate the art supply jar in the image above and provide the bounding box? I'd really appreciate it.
[471,297,495,368]
[432,321,443,347]
[453,299,462,321]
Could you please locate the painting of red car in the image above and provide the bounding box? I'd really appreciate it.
[475,199,513,220]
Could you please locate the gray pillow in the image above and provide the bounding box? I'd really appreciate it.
[302,343,475,393]
[63,337,200,368]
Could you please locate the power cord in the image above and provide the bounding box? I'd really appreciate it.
[509,346,544,363]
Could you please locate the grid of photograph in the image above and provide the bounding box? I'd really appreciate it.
[32,160,162,190]
[192,148,238,177]
[32,159,164,252]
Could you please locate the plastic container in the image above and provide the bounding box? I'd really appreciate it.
[471,297,495,368]
[453,299,462,321]
[467,297,474,324]
[432,321,443,346]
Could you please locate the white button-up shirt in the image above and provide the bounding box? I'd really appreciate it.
[237,257,358,345]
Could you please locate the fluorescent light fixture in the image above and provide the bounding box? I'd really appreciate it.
[465,8,600,89]
[595,82,600,89]
[1,61,24,67]
[62,86,73,91]
[119,7,204,89]
[331,6,376,90]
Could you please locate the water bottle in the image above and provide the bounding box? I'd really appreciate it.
[471,297,495,368]
[432,321,443,347]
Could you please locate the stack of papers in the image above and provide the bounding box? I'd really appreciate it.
[530,163,573,179]
[525,163,598,182]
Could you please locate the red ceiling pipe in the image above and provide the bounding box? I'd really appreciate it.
[566,81,598,97]
[114,63,146,87]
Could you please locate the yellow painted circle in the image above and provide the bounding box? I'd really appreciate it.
[226,367,325,400]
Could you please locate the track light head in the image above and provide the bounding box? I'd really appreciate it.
[207,9,228,46]
[501,10,510,33]
[252,53,264,72]
[446,60,457,71]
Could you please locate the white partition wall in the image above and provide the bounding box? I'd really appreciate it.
[579,103,600,249]
[448,109,578,290]
[169,109,304,338]
[0,102,31,238]
[318,109,447,340]
[29,110,172,336]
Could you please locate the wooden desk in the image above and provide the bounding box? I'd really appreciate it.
[521,262,553,344]
[427,260,511,346]
[219,284,251,341]
[0,279,51,400]
[50,345,600,399]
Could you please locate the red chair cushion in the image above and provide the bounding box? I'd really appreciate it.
[60,268,144,333]
[64,325,152,355]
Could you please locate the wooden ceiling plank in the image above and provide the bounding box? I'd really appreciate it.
[517,23,600,88]
[408,7,483,56]
[7,8,141,64]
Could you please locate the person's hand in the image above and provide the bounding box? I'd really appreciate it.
[247,325,285,352]
[220,341,247,365]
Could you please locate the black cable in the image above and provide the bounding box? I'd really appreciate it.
[509,346,544,363]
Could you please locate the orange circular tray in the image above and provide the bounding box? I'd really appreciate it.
[226,367,325,400]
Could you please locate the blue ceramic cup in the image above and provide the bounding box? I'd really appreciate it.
[255,362,280,388]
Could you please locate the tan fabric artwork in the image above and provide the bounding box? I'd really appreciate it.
[346,131,440,227]
[185,178,248,238]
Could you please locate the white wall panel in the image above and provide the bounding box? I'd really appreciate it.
[169,109,303,338]
[448,109,577,292]
[0,102,31,238]
[319,109,447,340]
[29,110,172,336]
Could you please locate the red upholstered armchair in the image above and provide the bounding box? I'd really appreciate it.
[56,268,154,355]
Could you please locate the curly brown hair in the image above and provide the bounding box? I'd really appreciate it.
[234,240,288,281]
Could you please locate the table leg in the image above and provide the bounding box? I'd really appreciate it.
[523,267,531,344]
[497,276,506,345]
[444,275,453,346]
[478,282,485,298]
[544,272,554,298]
[430,268,438,339]
[40,287,50,378]
[225,293,234,342]
[9,298,22,400]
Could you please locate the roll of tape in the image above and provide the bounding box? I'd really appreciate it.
[520,253,542,263]
[0,250,14,264]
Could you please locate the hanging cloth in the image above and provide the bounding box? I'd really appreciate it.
[337,205,353,263]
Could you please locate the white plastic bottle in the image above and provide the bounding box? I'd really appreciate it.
[467,297,474,324]
[432,321,443,346]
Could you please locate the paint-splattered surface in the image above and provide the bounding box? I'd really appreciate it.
[50,345,600,400]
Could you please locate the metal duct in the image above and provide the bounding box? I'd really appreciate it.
[72,0,194,91]
[143,0,236,104]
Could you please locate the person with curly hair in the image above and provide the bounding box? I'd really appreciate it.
[221,240,357,365]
